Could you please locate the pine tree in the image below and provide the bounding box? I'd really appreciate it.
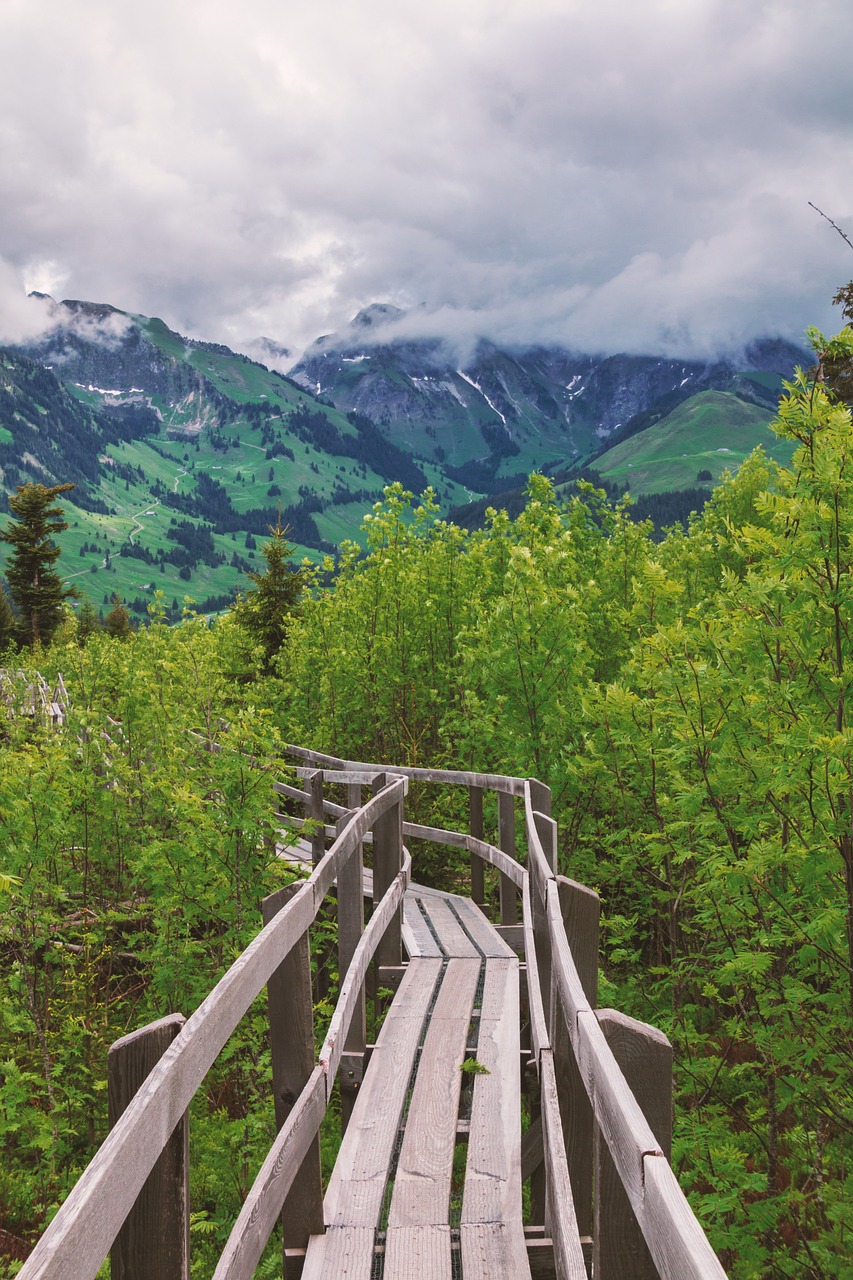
[0,482,76,647]
[231,515,302,670]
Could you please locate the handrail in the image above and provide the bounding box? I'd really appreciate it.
[17,777,407,1280]
[19,743,727,1280]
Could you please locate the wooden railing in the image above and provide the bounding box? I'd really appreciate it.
[17,746,727,1280]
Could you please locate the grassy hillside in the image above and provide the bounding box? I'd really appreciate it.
[592,390,797,494]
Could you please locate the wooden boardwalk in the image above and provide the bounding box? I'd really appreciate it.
[305,890,525,1279]
[18,748,730,1280]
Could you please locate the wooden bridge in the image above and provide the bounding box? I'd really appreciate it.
[18,746,728,1280]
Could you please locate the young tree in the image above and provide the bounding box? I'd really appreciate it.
[231,515,302,671]
[0,483,76,647]
[103,592,132,639]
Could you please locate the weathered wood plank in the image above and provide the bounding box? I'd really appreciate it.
[325,958,443,1227]
[461,959,522,1225]
[522,877,548,1061]
[287,746,526,795]
[551,877,598,1241]
[400,821,525,887]
[107,1015,188,1280]
[539,1050,586,1280]
[372,773,404,974]
[305,770,326,866]
[263,885,323,1272]
[498,791,519,925]
[449,895,516,959]
[212,1068,327,1280]
[300,1226,375,1280]
[641,1157,728,1280]
[595,1010,672,1280]
[385,1226,452,1280]
[320,852,411,1083]
[338,785,366,1133]
[402,897,443,958]
[469,784,486,907]
[309,777,407,906]
[460,1224,531,1280]
[18,880,317,1280]
[419,895,480,958]
[389,959,479,1227]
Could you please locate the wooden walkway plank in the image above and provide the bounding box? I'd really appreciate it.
[447,894,516,959]
[461,959,524,1227]
[402,898,442,958]
[385,1225,453,1280]
[460,1223,531,1279]
[324,958,442,1228]
[389,959,480,1227]
[300,1226,375,1280]
[418,896,480,958]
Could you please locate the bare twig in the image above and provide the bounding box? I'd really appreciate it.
[809,202,853,253]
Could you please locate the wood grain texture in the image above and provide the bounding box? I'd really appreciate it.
[557,878,599,1009]
[642,1157,728,1280]
[594,1011,672,1280]
[263,885,324,1263]
[372,773,404,972]
[498,791,519,926]
[320,852,411,1083]
[460,1224,532,1280]
[550,878,598,1240]
[107,1015,188,1280]
[212,1069,327,1280]
[449,895,516,958]
[461,959,522,1226]
[339,784,366,1058]
[18,880,317,1280]
[419,896,480,958]
[287,745,526,796]
[522,877,548,1060]
[538,1051,586,1280]
[385,1226,453,1280]
[402,896,443,958]
[389,959,479,1227]
[305,770,326,866]
[300,1226,375,1280]
[400,821,525,887]
[469,784,486,907]
[325,958,443,1227]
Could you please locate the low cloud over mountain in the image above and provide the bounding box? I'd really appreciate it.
[1,0,852,358]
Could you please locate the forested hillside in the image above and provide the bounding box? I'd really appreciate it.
[2,326,853,1277]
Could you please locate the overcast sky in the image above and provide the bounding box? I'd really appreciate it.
[2,0,853,362]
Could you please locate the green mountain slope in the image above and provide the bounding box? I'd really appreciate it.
[591,390,797,494]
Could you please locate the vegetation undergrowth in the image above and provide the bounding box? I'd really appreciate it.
[2,323,853,1277]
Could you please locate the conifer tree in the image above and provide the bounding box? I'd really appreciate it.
[231,515,302,670]
[0,482,75,647]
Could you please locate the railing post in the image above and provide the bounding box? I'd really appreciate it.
[305,769,325,866]
[498,789,519,925]
[594,1010,673,1280]
[530,807,556,1226]
[372,773,405,996]
[549,876,599,1246]
[468,783,485,908]
[263,884,324,1278]
[337,783,366,1133]
[108,1014,189,1280]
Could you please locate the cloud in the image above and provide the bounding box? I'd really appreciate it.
[1,0,852,360]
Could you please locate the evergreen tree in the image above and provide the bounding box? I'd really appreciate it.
[75,596,101,645]
[103,592,132,639]
[231,515,302,670]
[0,483,76,647]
